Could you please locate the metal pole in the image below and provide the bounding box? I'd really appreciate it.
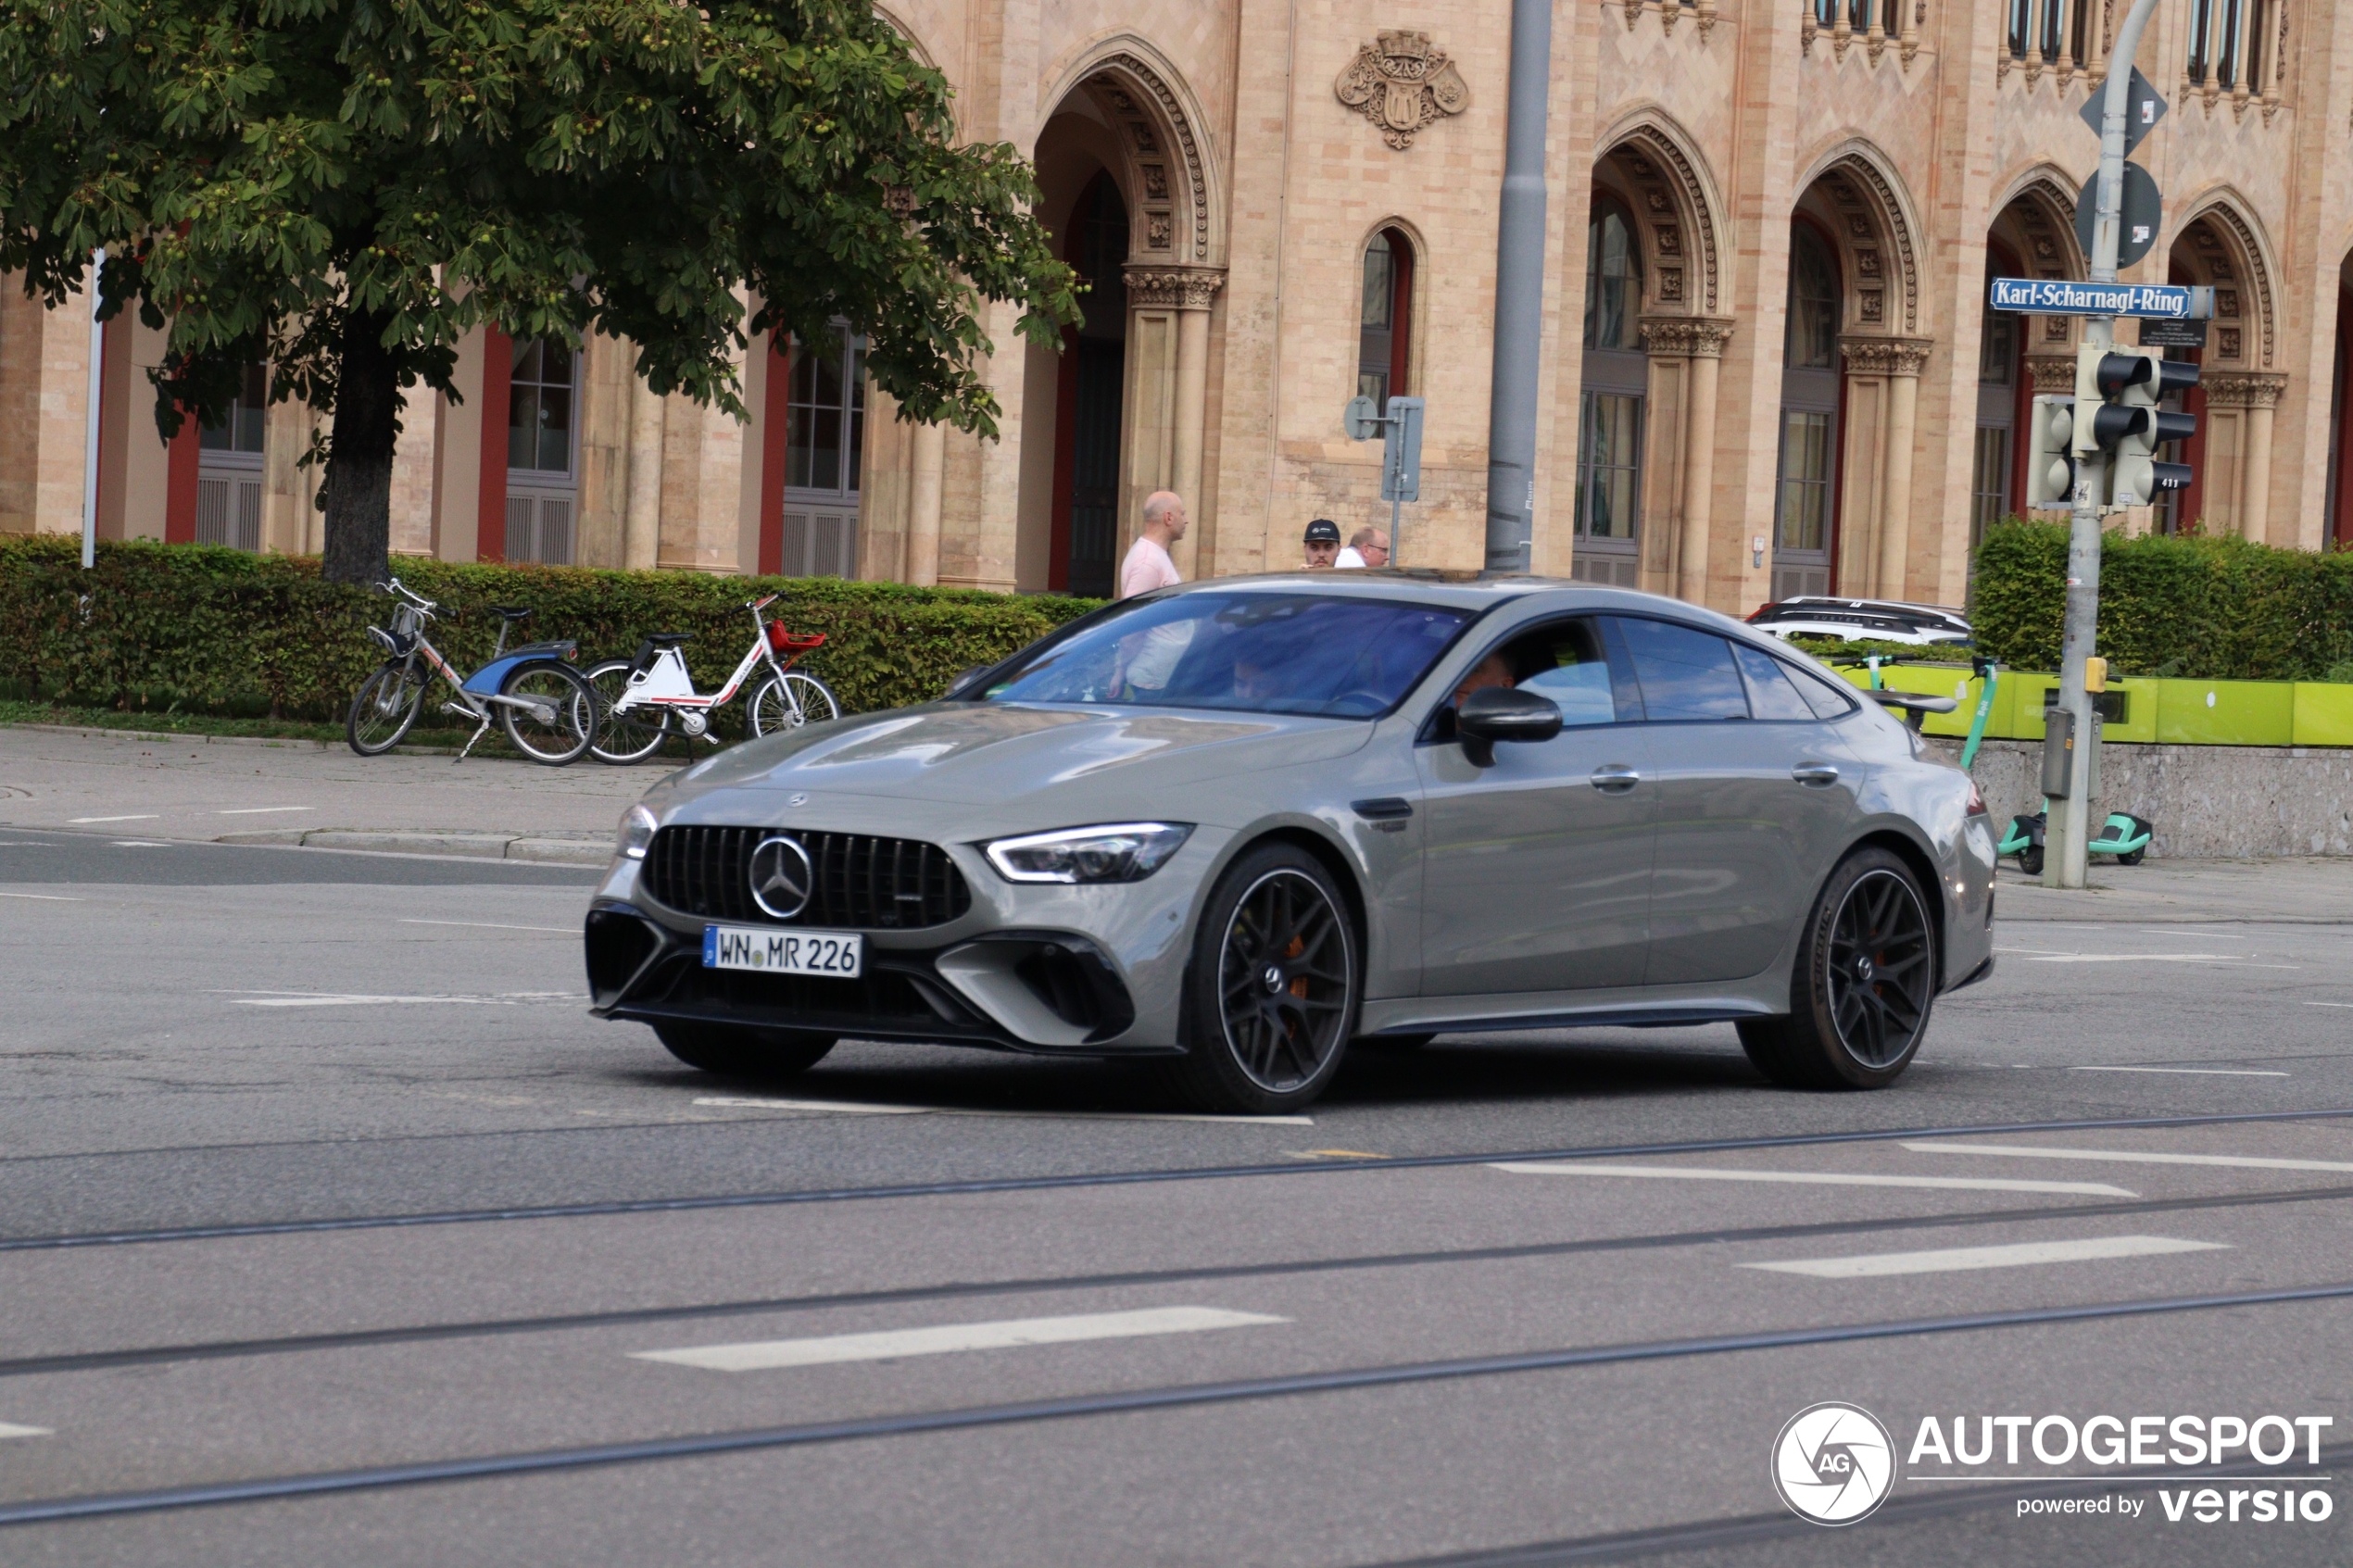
[1484,0,1552,573]
[2049,0,2163,889]
[80,247,104,571]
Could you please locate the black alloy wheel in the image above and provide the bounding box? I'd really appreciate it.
[1164,844,1359,1114]
[1738,847,1936,1090]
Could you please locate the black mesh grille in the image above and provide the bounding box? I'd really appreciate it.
[640,826,973,930]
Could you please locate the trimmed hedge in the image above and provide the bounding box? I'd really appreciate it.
[1971,521,2353,681]
[0,536,1102,724]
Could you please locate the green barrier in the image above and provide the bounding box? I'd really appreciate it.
[2292,684,2353,747]
[2154,678,2296,746]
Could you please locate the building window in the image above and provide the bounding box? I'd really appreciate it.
[1970,428,2010,548]
[1576,196,1645,585]
[780,332,865,578]
[1972,305,2018,550]
[1778,412,1834,554]
[506,337,577,565]
[2007,0,2030,56]
[1357,229,1414,408]
[1773,221,1843,599]
[1785,228,1840,371]
[2039,0,2065,59]
[2218,0,2244,85]
[197,363,266,552]
[2188,0,2215,80]
[1583,203,1641,352]
[1574,395,1642,547]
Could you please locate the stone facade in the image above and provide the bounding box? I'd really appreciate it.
[9,0,2352,614]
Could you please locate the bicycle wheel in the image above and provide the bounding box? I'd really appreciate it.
[748,671,840,736]
[347,664,424,756]
[584,659,672,764]
[499,663,597,765]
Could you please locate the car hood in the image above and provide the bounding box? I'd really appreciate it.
[664,703,1373,818]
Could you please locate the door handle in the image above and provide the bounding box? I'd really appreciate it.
[1590,764,1642,794]
[1792,762,1842,787]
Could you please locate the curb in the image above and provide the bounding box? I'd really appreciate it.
[213,829,610,866]
[2,722,475,757]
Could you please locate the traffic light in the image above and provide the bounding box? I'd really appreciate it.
[2024,395,2075,511]
[2073,347,2197,513]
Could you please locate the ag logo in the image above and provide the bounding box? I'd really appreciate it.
[748,834,813,921]
[1770,1402,1895,1525]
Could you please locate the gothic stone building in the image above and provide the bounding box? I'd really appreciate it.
[4,0,2343,615]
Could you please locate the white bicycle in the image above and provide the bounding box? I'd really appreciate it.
[585,595,841,764]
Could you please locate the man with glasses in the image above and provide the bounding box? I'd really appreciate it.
[1337,526,1390,569]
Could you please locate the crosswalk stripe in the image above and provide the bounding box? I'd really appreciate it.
[1741,1235,2226,1279]
[0,1423,51,1439]
[1904,1140,2353,1173]
[1487,1162,2135,1197]
[633,1306,1288,1373]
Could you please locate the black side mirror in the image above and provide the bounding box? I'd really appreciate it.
[1455,686,1563,767]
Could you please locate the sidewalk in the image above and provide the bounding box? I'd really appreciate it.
[1994,855,2353,924]
[0,724,668,865]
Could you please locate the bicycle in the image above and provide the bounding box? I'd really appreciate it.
[584,594,840,764]
[347,579,599,765]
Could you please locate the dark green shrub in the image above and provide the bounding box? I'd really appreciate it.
[0,537,1103,721]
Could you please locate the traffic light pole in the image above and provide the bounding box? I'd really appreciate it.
[2049,0,2164,889]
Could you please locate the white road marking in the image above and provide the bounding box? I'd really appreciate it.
[634,1307,1287,1373]
[1743,1235,2227,1279]
[218,989,576,1008]
[67,814,158,823]
[2306,1002,2353,1010]
[0,1422,52,1439]
[0,892,82,901]
[217,807,313,815]
[400,918,576,935]
[1994,948,2295,968]
[2068,1064,2289,1078]
[691,1096,1314,1125]
[111,841,172,848]
[1488,1162,2136,1197]
[1904,1140,2353,1173]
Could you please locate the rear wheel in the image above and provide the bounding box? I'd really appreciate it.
[748,671,841,736]
[1163,844,1359,1114]
[2117,847,2145,867]
[347,664,424,756]
[653,1022,837,1078]
[584,659,673,764]
[499,663,597,765]
[1738,847,1935,1091]
[2017,845,2045,876]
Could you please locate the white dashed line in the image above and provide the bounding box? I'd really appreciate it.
[66,815,158,823]
[218,807,314,816]
[2069,1065,2289,1077]
[1903,1141,2353,1173]
[691,1096,1314,1125]
[1742,1235,2227,1279]
[400,919,576,934]
[0,1423,51,1440]
[633,1307,1288,1373]
[1488,1162,2136,1197]
[0,892,82,901]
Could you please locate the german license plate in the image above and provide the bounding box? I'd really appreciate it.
[701,924,863,978]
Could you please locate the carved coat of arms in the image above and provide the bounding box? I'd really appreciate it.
[1336,30,1469,150]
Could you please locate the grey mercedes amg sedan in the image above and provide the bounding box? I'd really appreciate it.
[585,573,1996,1113]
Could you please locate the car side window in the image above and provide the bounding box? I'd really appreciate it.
[1442,617,1636,731]
[1731,643,1818,721]
[1786,663,1860,719]
[1609,617,1751,722]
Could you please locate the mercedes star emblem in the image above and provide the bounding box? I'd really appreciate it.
[787,793,809,808]
[748,834,814,921]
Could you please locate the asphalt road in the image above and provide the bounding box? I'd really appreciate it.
[1,826,2347,1565]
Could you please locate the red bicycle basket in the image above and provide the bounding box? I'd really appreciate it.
[766,622,825,652]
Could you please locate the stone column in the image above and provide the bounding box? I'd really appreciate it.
[1845,336,1933,600]
[2207,371,2288,544]
[1640,316,1736,607]
[906,420,945,587]
[1125,265,1225,578]
[623,373,664,570]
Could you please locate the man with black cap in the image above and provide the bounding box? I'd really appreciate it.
[1302,518,1341,570]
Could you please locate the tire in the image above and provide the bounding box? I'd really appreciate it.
[2117,848,2145,867]
[347,664,424,756]
[2017,845,2045,876]
[499,662,598,766]
[1162,843,1360,1114]
[1737,847,1936,1091]
[748,671,841,736]
[584,658,673,764]
[653,1022,837,1078]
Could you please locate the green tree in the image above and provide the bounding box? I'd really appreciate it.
[0,0,1076,582]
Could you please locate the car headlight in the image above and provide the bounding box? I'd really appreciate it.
[984,822,1193,884]
[616,803,660,861]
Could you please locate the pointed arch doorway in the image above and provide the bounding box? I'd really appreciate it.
[1050,170,1129,596]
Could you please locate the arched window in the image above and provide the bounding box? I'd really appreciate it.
[1574,196,1646,586]
[1357,229,1414,407]
[1773,222,1843,598]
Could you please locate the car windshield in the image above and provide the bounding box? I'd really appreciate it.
[977,592,1473,718]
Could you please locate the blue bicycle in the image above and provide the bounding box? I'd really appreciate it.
[346,578,598,764]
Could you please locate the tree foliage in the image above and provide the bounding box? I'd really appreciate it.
[0,0,1078,579]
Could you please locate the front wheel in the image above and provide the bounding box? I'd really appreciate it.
[1162,843,1360,1114]
[748,671,840,736]
[347,664,424,756]
[2017,845,2045,876]
[584,659,673,764]
[653,1022,837,1079]
[1739,847,1936,1091]
[499,663,597,766]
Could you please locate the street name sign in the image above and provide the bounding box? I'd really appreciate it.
[1989,278,2213,320]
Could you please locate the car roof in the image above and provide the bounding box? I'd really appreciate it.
[1152,570,1751,626]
